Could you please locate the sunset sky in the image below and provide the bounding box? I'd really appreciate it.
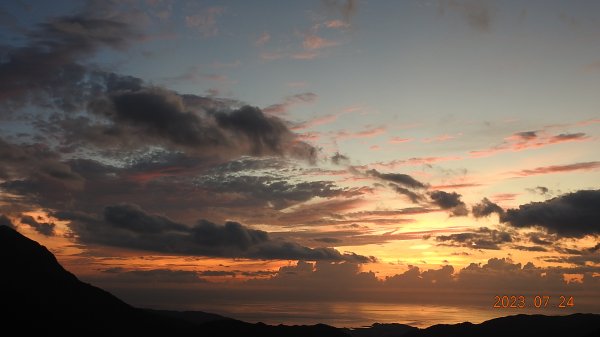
[1,0,599,327]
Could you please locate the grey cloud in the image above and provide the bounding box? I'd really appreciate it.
[429,190,468,216]
[366,169,426,189]
[390,184,424,203]
[435,227,512,250]
[196,175,344,209]
[440,0,493,32]
[501,190,600,238]
[101,268,206,283]
[0,215,16,229]
[198,270,236,277]
[0,11,138,109]
[512,245,548,252]
[527,186,550,195]
[330,152,349,165]
[472,197,503,218]
[20,215,56,236]
[62,204,374,262]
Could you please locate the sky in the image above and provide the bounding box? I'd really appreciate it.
[0,0,599,328]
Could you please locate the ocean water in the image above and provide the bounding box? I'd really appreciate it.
[184,302,575,328]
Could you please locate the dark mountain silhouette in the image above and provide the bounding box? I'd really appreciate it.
[1,224,598,337]
[403,313,600,337]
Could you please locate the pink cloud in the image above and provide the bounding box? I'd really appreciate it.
[263,92,318,115]
[185,7,225,37]
[255,31,270,46]
[291,50,319,60]
[577,118,600,126]
[510,161,600,177]
[491,193,519,203]
[367,156,463,170]
[334,126,386,140]
[388,137,412,144]
[302,34,339,50]
[470,131,589,158]
[370,145,380,150]
[422,134,457,143]
[324,20,349,29]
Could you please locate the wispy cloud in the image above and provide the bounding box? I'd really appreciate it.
[334,126,386,140]
[263,92,318,115]
[302,34,340,50]
[255,31,271,46]
[470,131,589,157]
[510,161,600,177]
[185,7,225,38]
[388,137,412,144]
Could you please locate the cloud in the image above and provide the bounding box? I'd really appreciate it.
[435,227,512,250]
[322,0,357,23]
[501,190,600,238]
[263,92,318,115]
[388,137,412,144]
[20,215,56,236]
[472,197,504,218]
[470,131,589,158]
[102,268,207,283]
[0,10,139,108]
[390,184,424,203]
[185,7,225,37]
[527,186,550,195]
[334,126,386,140]
[255,31,271,46]
[195,174,347,209]
[439,0,493,32]
[62,203,374,262]
[511,161,600,177]
[366,169,426,189]
[302,34,339,50]
[0,215,15,229]
[330,152,350,165]
[429,190,468,216]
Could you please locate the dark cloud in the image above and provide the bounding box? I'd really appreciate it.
[198,270,236,277]
[313,237,342,244]
[471,197,503,218]
[101,268,207,283]
[366,169,426,189]
[0,215,15,229]
[429,190,468,216]
[61,204,374,262]
[514,131,538,140]
[435,227,512,250]
[527,186,550,195]
[330,152,349,165]
[20,215,55,236]
[390,184,424,203]
[512,245,548,252]
[0,11,139,108]
[527,232,555,246]
[501,190,600,238]
[109,90,225,148]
